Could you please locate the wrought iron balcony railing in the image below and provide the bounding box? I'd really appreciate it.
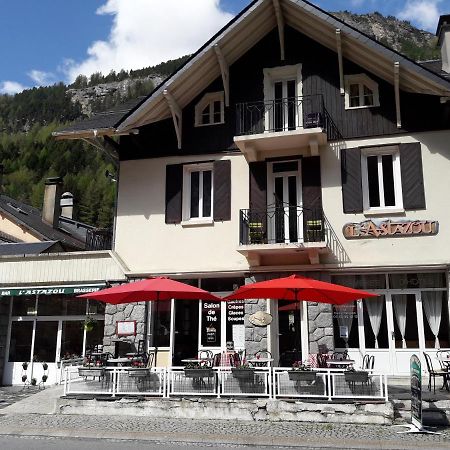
[86,228,112,251]
[235,94,341,141]
[239,206,326,246]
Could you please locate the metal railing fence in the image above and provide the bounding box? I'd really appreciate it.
[64,366,388,402]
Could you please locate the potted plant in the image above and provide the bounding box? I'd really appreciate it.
[30,378,37,386]
[78,359,105,378]
[184,362,213,378]
[42,375,48,383]
[22,362,28,371]
[42,362,48,371]
[83,317,97,332]
[21,375,27,383]
[288,361,317,382]
[231,364,255,380]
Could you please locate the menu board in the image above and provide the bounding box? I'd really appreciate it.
[226,300,245,348]
[116,320,136,337]
[201,301,221,346]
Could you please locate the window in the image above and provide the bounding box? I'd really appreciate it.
[182,163,213,222]
[344,74,379,109]
[361,146,403,212]
[194,92,224,127]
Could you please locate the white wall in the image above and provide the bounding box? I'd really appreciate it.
[115,130,450,275]
[321,130,450,268]
[115,153,250,274]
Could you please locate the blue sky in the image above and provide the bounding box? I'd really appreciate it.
[0,0,448,94]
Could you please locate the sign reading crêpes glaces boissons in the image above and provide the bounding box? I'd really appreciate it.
[410,354,422,430]
[343,219,438,239]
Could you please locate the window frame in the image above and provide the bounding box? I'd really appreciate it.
[182,162,214,225]
[344,74,380,110]
[194,92,225,127]
[361,146,403,214]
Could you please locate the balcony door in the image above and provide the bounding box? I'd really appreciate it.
[263,65,302,133]
[267,160,302,244]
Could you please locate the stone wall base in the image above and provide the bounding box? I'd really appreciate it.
[57,397,394,425]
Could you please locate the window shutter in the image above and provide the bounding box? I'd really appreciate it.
[249,162,267,211]
[165,164,183,224]
[341,148,363,213]
[302,156,322,209]
[213,160,231,221]
[400,142,426,210]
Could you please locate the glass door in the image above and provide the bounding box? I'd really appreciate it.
[388,292,423,375]
[172,300,199,365]
[273,79,297,131]
[268,161,302,244]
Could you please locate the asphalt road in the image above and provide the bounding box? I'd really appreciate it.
[0,436,308,449]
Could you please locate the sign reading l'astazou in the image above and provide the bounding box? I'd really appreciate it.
[410,354,422,430]
[0,285,103,297]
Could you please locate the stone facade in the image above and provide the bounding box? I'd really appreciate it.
[244,299,268,358]
[103,302,148,355]
[307,302,334,354]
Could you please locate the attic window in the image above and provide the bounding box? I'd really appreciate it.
[195,92,225,127]
[344,74,379,110]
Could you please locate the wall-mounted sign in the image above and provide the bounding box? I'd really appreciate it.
[0,284,104,297]
[116,320,137,337]
[249,311,273,327]
[343,219,438,239]
[201,301,221,346]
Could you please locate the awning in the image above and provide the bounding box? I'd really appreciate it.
[0,284,105,297]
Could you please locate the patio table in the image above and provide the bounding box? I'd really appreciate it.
[106,357,132,367]
[181,358,213,365]
[247,358,273,367]
[326,359,355,368]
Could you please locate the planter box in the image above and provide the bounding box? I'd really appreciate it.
[231,368,255,380]
[78,367,105,378]
[127,368,151,378]
[288,370,317,382]
[184,368,213,378]
[344,371,369,383]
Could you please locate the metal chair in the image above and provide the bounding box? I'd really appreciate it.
[423,352,449,393]
[254,350,272,367]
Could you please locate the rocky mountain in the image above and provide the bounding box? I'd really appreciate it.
[332,11,440,61]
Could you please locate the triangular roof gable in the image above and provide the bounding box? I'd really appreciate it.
[117,0,450,133]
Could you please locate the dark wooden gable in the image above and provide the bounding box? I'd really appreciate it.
[120,26,449,161]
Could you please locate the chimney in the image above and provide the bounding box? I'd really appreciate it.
[60,192,74,219]
[42,177,63,228]
[437,15,450,73]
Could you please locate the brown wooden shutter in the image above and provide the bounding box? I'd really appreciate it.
[302,156,322,209]
[400,142,426,210]
[249,162,267,211]
[213,160,231,221]
[165,164,183,224]
[341,148,363,213]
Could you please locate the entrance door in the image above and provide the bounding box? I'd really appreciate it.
[388,293,423,374]
[277,300,302,367]
[273,79,298,131]
[268,161,302,244]
[172,300,199,365]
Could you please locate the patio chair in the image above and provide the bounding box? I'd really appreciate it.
[254,350,272,367]
[423,352,449,393]
[198,350,214,367]
[436,350,450,371]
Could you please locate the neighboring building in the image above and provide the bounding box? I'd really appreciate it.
[46,1,450,376]
[0,170,124,385]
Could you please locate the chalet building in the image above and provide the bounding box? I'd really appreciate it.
[4,0,449,383]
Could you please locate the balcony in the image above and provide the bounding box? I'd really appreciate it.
[86,228,113,251]
[234,95,341,161]
[238,206,334,266]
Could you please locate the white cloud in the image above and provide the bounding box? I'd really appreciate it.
[27,69,55,86]
[64,0,233,82]
[0,81,29,95]
[398,0,443,31]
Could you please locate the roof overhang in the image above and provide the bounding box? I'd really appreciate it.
[53,128,126,141]
[116,0,450,133]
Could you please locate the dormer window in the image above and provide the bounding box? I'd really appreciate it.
[195,92,225,127]
[344,74,379,110]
